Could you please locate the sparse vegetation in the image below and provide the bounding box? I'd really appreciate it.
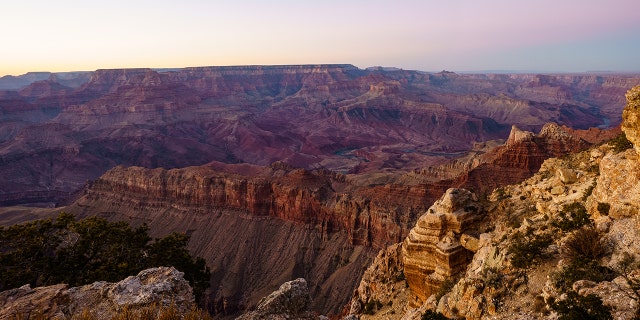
[552,260,616,292]
[550,291,612,320]
[547,223,617,319]
[597,202,610,216]
[508,229,553,269]
[582,181,596,201]
[421,310,449,320]
[553,226,615,292]
[562,227,610,263]
[609,132,633,153]
[0,213,210,305]
[552,202,592,232]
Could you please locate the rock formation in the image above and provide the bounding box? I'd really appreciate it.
[402,188,483,305]
[236,278,320,320]
[348,243,405,315]
[453,122,614,194]
[623,85,640,156]
[592,85,640,219]
[0,267,194,319]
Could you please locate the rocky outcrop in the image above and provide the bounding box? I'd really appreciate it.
[455,122,612,193]
[402,188,483,305]
[593,85,640,218]
[236,278,319,320]
[591,149,640,218]
[622,85,640,156]
[0,267,194,319]
[348,243,405,315]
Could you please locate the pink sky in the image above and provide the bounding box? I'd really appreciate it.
[1,0,639,76]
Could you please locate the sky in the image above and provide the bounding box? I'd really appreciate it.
[1,0,640,76]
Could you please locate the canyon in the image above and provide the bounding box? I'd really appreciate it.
[1,65,638,207]
[1,65,640,318]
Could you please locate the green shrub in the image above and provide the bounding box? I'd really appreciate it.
[552,202,592,232]
[597,202,610,216]
[0,213,210,305]
[508,230,553,269]
[550,291,612,320]
[421,310,449,320]
[582,181,596,201]
[609,132,633,153]
[553,260,616,292]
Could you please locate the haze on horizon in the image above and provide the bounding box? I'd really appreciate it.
[1,0,640,77]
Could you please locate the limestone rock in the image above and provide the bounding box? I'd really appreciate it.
[236,278,318,320]
[622,85,640,156]
[437,278,485,319]
[550,185,564,195]
[402,188,483,304]
[592,149,640,218]
[460,234,480,252]
[0,267,195,319]
[556,168,577,184]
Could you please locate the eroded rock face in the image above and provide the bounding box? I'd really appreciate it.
[622,85,640,155]
[592,149,640,218]
[0,267,194,319]
[455,122,611,194]
[236,278,318,320]
[348,243,405,315]
[402,188,483,305]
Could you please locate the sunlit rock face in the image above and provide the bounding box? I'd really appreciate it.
[622,85,640,156]
[402,188,483,305]
[596,85,640,218]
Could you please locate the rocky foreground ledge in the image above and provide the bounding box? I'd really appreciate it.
[0,267,194,319]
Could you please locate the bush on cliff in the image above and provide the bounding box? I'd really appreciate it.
[0,213,210,304]
[609,132,633,153]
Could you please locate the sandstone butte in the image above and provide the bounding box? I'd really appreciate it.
[0,67,639,318]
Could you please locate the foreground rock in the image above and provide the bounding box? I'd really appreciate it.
[236,278,321,320]
[0,267,194,319]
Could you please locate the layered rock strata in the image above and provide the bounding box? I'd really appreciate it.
[2,66,639,207]
[402,188,483,305]
[348,243,405,315]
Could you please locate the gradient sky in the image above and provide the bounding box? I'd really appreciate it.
[2,0,640,76]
